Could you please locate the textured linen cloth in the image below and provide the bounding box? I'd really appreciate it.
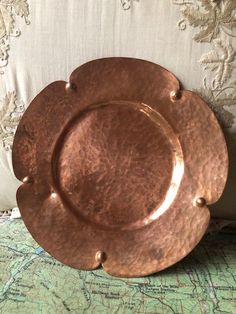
[0,0,235,218]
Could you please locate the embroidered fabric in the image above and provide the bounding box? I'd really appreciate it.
[0,92,25,150]
[0,0,30,73]
[173,0,236,129]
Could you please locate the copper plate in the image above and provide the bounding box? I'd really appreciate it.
[12,58,228,277]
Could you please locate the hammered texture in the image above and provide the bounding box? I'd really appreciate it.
[12,58,228,277]
[57,102,175,228]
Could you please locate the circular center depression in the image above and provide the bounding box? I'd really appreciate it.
[55,101,183,229]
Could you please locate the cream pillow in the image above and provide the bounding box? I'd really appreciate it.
[0,0,235,218]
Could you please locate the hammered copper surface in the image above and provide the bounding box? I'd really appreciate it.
[12,58,228,277]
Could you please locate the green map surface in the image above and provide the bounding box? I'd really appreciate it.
[0,219,236,314]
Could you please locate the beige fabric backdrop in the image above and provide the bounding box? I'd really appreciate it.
[0,0,235,218]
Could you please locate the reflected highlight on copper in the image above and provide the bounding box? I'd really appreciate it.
[138,103,184,224]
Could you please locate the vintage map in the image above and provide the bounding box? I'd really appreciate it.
[0,219,236,313]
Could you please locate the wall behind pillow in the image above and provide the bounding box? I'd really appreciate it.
[0,0,235,218]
